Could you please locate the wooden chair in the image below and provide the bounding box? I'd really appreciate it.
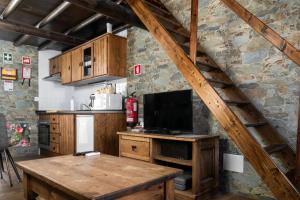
[0,114,22,186]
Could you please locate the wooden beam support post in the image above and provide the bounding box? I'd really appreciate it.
[0,19,86,46]
[189,0,198,64]
[66,0,145,29]
[221,0,300,67]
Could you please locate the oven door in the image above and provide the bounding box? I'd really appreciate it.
[38,121,50,150]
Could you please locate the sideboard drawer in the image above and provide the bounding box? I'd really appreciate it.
[120,137,150,162]
[50,134,60,144]
[49,142,60,154]
[50,124,60,133]
[49,115,60,123]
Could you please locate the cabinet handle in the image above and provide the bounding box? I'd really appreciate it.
[93,57,96,62]
[68,66,71,70]
[53,65,56,68]
[52,137,55,140]
[79,62,83,66]
[131,145,137,152]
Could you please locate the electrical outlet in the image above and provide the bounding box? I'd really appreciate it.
[223,153,244,173]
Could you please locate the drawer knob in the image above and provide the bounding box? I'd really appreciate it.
[131,145,137,152]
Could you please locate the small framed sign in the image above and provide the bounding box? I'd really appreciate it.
[3,52,13,64]
[1,67,17,80]
[22,67,32,79]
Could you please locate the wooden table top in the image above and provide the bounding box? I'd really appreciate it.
[17,154,182,200]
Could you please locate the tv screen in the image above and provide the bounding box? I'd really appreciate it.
[144,90,193,133]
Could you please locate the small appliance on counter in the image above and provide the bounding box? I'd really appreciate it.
[91,93,122,110]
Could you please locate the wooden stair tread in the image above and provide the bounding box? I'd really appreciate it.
[196,61,220,71]
[224,99,250,106]
[264,144,288,154]
[207,78,234,88]
[244,121,267,127]
[179,42,206,56]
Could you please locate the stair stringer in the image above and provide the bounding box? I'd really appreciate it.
[126,0,300,199]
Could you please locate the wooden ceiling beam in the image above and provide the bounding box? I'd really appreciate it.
[0,19,86,46]
[66,0,145,29]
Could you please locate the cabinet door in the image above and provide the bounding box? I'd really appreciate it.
[94,113,126,156]
[49,58,56,75]
[56,56,62,74]
[82,43,94,79]
[94,114,107,153]
[93,37,108,76]
[107,35,127,77]
[61,52,72,84]
[71,48,82,82]
[60,115,75,155]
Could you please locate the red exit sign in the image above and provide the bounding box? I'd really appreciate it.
[134,64,141,76]
[22,56,31,65]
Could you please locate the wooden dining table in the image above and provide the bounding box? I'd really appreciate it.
[17,154,182,200]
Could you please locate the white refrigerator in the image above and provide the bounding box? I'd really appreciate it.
[76,115,94,154]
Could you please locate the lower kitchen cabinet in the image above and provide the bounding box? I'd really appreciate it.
[39,112,126,156]
[94,113,126,156]
[39,114,75,155]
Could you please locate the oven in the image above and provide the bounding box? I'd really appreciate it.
[38,121,50,150]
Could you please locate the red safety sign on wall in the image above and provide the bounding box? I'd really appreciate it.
[22,56,31,65]
[134,64,141,76]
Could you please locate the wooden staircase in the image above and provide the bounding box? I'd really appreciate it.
[126,0,300,199]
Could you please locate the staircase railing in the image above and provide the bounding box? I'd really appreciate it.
[221,0,300,67]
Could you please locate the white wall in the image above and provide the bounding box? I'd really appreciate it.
[38,50,74,110]
[73,78,127,110]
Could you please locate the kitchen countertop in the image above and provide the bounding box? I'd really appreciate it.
[36,110,125,114]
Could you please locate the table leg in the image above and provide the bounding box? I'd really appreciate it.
[23,173,37,200]
[164,179,175,200]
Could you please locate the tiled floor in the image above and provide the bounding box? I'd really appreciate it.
[0,156,254,200]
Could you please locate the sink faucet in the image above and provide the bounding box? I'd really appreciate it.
[80,104,92,111]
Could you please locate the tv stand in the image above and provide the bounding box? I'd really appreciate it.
[117,131,219,200]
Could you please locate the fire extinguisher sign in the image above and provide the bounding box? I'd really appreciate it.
[134,64,141,76]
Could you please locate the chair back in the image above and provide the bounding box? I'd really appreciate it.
[0,114,8,151]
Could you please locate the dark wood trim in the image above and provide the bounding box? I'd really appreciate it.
[126,0,300,199]
[296,101,300,190]
[221,0,300,67]
[189,0,198,64]
[66,0,145,29]
[0,19,86,46]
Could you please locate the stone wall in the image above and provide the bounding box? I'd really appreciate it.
[127,28,210,134]
[126,0,300,199]
[0,40,39,157]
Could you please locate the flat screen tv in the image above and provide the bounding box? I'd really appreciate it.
[143,90,193,134]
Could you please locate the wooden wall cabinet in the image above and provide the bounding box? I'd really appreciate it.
[49,56,61,75]
[82,43,94,79]
[118,132,219,200]
[71,47,83,82]
[61,52,72,84]
[93,34,127,77]
[48,33,127,85]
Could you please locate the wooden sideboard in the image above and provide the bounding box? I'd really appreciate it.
[117,132,219,200]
